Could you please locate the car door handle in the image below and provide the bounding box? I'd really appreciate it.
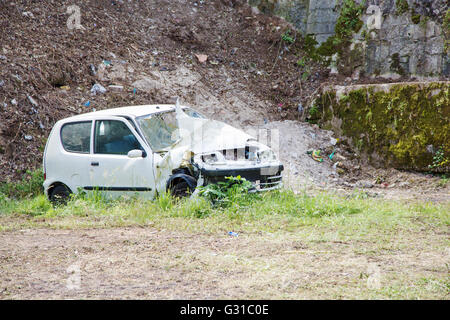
[91,162,99,166]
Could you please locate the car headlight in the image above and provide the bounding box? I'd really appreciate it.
[258,149,277,162]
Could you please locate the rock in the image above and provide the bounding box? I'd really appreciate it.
[330,137,337,146]
[90,83,106,95]
[355,180,374,188]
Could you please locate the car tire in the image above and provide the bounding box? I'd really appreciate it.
[169,180,191,198]
[49,185,71,205]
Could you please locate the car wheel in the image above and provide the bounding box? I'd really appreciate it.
[170,180,191,198]
[49,185,71,205]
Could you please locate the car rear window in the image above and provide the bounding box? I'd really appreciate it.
[61,121,92,153]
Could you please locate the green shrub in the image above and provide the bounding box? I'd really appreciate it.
[197,176,259,208]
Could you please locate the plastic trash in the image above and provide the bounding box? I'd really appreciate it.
[91,83,106,95]
[307,149,323,162]
[84,101,91,107]
[329,150,335,160]
[228,231,238,237]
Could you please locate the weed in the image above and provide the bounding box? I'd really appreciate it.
[0,169,44,199]
[296,57,307,67]
[428,147,449,170]
[281,29,295,44]
[395,0,409,15]
[197,175,258,208]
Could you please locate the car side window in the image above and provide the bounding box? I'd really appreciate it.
[61,121,92,153]
[94,120,142,155]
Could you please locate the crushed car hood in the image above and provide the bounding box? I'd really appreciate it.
[170,103,255,154]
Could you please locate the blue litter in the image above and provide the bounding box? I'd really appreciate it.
[228,231,238,237]
[84,101,90,107]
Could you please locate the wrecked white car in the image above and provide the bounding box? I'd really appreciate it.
[43,103,283,203]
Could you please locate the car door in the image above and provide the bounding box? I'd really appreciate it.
[86,116,156,199]
[52,120,92,194]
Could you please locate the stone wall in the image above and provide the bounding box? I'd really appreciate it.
[313,81,450,172]
[249,0,449,78]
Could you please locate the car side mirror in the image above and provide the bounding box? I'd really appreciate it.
[127,149,146,158]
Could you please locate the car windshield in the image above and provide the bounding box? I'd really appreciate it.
[136,108,205,151]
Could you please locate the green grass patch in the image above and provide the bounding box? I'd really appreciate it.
[0,185,448,237]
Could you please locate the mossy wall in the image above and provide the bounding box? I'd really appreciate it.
[315,82,450,172]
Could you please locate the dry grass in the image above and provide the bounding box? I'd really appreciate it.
[0,189,448,299]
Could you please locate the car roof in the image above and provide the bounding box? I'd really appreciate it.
[60,104,180,122]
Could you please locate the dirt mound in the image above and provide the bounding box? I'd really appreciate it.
[0,0,330,180]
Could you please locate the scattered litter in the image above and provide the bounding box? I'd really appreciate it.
[195,54,208,63]
[108,85,123,91]
[22,11,34,18]
[90,83,106,95]
[228,231,238,237]
[27,95,38,106]
[329,150,335,160]
[0,55,6,60]
[0,80,4,87]
[159,66,168,71]
[307,150,323,162]
[11,99,17,105]
[24,135,33,141]
[39,121,45,129]
[335,154,347,161]
[102,60,112,66]
[209,60,219,65]
[60,85,70,91]
[84,101,91,107]
[133,88,137,94]
[230,47,238,55]
[297,103,303,114]
[89,64,97,76]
